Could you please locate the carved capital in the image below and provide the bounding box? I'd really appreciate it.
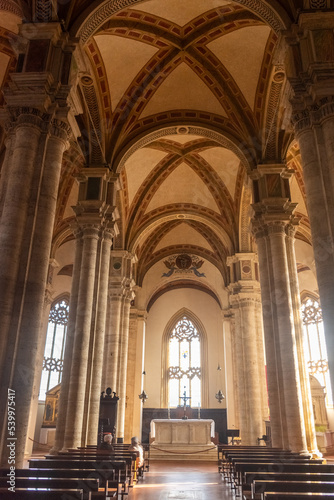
[1,107,51,132]
[230,296,262,309]
[49,118,72,143]
[80,224,102,240]
[292,108,312,133]
[267,220,288,235]
[251,217,292,240]
[285,220,299,239]
[292,96,334,133]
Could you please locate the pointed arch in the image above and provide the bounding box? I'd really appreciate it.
[74,0,290,43]
[161,308,208,408]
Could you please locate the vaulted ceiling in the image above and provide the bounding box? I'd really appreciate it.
[0,0,313,292]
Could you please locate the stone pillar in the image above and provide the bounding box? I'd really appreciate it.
[251,164,308,453]
[101,251,136,441]
[0,113,72,466]
[63,222,101,449]
[102,291,123,393]
[26,261,58,457]
[227,253,268,445]
[286,11,334,404]
[86,230,114,445]
[117,289,135,442]
[286,225,320,457]
[0,22,79,467]
[124,310,146,442]
[57,170,119,451]
[52,223,84,453]
[222,316,238,431]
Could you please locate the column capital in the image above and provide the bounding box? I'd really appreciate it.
[229,294,262,308]
[252,215,300,240]
[292,97,334,133]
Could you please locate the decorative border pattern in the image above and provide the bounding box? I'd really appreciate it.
[0,0,23,18]
[77,0,286,42]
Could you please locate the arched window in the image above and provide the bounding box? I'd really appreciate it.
[166,315,203,407]
[301,295,333,406]
[39,298,69,401]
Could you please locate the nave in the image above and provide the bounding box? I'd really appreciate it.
[131,461,232,500]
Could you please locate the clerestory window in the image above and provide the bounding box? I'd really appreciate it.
[39,298,69,401]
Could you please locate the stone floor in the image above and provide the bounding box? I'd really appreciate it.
[130,461,233,500]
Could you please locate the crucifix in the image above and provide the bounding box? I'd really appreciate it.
[179,386,191,420]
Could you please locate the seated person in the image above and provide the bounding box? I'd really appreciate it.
[98,433,114,451]
[128,436,144,469]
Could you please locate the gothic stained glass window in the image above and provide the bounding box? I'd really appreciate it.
[301,296,333,406]
[39,299,69,401]
[167,316,201,407]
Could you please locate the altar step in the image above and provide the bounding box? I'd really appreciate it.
[149,444,218,461]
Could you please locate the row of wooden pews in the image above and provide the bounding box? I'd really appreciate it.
[217,444,334,499]
[0,443,149,499]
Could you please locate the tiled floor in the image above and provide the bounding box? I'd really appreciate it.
[130,461,234,500]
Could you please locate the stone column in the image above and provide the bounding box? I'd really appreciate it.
[26,261,58,457]
[101,251,136,441]
[286,11,334,404]
[0,22,80,467]
[286,225,320,457]
[63,222,101,449]
[0,113,71,467]
[124,310,146,442]
[102,290,124,393]
[59,170,119,451]
[251,164,308,453]
[227,253,268,445]
[117,289,135,442]
[52,224,84,453]
[222,316,238,431]
[86,229,114,445]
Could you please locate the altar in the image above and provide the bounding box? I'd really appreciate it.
[150,419,217,461]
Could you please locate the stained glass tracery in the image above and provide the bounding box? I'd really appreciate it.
[39,299,69,400]
[301,296,332,406]
[168,316,201,407]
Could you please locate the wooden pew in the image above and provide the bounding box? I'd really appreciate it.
[0,477,100,500]
[229,457,323,486]
[218,447,294,473]
[235,463,334,490]
[252,480,334,499]
[217,445,284,461]
[29,458,130,493]
[242,472,334,498]
[221,452,311,479]
[75,444,150,472]
[47,451,138,484]
[0,487,85,499]
[0,468,125,499]
[62,453,136,485]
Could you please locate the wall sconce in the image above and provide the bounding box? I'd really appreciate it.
[139,390,148,403]
[215,389,225,403]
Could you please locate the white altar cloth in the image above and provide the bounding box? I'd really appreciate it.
[150,419,215,445]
